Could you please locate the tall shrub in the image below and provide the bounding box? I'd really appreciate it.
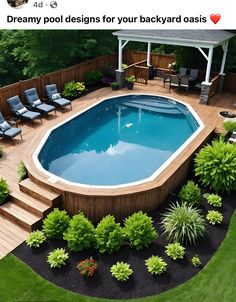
[178,180,201,206]
[95,215,123,254]
[0,178,9,205]
[43,208,70,239]
[195,139,236,193]
[63,212,95,252]
[123,211,157,250]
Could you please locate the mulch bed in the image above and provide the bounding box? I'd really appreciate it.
[13,187,236,300]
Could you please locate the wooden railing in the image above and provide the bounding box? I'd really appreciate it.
[209,75,220,97]
[124,60,149,84]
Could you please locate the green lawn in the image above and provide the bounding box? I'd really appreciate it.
[1,212,236,302]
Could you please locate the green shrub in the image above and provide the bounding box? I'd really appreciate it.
[223,121,236,132]
[0,145,3,158]
[0,177,9,205]
[178,180,201,206]
[206,210,223,225]
[195,139,236,193]
[110,261,133,282]
[123,211,158,250]
[145,256,167,275]
[161,202,206,245]
[47,248,69,268]
[26,230,46,248]
[62,81,86,98]
[63,212,95,252]
[165,242,185,260]
[84,70,103,87]
[43,208,70,239]
[62,81,78,98]
[95,215,123,254]
[203,193,222,207]
[191,255,201,267]
[17,161,27,181]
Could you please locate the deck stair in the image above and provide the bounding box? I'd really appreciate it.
[0,177,61,258]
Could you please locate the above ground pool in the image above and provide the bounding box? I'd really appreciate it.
[35,94,203,187]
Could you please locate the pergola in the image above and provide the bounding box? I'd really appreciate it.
[113,30,235,103]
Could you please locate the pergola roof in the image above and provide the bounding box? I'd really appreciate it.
[113,30,235,48]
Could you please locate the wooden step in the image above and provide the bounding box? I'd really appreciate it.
[19,178,61,206]
[0,202,41,231]
[0,214,29,259]
[10,191,52,218]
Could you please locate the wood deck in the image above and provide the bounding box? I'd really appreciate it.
[0,78,236,258]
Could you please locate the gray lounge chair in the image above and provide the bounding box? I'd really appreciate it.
[180,76,189,92]
[0,111,22,141]
[45,84,72,110]
[24,88,56,116]
[7,95,42,125]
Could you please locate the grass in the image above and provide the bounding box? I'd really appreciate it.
[1,211,236,302]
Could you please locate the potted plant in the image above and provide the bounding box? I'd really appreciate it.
[125,75,136,90]
[111,82,120,91]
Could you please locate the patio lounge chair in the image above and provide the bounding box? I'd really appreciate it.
[0,111,22,141]
[7,95,42,125]
[45,84,72,110]
[169,75,180,92]
[179,67,187,77]
[24,88,56,116]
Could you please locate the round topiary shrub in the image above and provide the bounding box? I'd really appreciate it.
[63,212,95,252]
[42,208,70,239]
[178,180,201,206]
[123,211,158,250]
[95,215,123,254]
[161,202,206,245]
[195,139,236,193]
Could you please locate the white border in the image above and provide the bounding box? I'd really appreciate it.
[33,94,205,189]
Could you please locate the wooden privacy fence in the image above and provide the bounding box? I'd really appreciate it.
[0,53,118,117]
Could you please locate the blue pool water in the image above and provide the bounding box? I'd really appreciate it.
[38,95,200,186]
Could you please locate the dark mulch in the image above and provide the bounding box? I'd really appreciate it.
[13,188,236,300]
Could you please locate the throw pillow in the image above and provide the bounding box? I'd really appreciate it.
[51,93,61,100]
[17,107,28,115]
[0,121,11,132]
[33,99,42,107]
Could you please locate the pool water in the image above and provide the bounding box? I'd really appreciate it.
[38,95,200,186]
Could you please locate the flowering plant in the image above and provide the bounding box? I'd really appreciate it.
[168,62,176,70]
[77,257,97,277]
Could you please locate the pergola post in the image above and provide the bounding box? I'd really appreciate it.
[116,39,129,87]
[147,42,154,79]
[199,47,214,104]
[218,41,229,93]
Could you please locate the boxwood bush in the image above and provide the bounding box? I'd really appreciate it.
[0,177,9,205]
[42,208,70,239]
[161,202,206,245]
[123,211,157,250]
[84,70,103,87]
[63,212,95,252]
[95,215,123,254]
[195,139,236,193]
[178,180,201,206]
